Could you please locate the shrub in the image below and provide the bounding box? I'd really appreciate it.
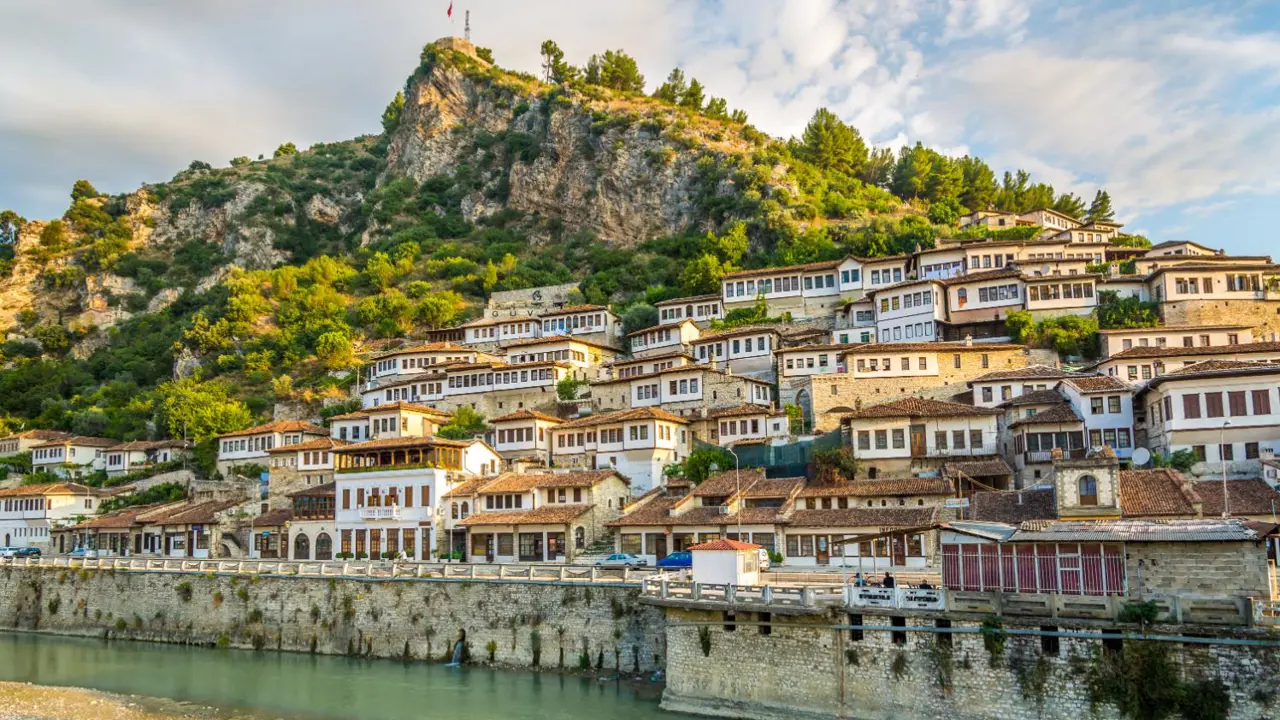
[175,582,193,602]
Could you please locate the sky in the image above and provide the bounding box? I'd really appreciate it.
[2,0,1278,256]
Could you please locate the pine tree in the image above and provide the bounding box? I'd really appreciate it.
[890,143,932,199]
[381,91,405,133]
[653,68,687,103]
[704,97,729,120]
[1087,190,1115,223]
[680,78,705,110]
[539,40,565,83]
[860,147,895,187]
[729,109,748,124]
[1053,192,1087,219]
[799,108,867,178]
[584,50,644,92]
[925,155,963,205]
[956,156,996,211]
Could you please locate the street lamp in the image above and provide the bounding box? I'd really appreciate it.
[709,447,743,541]
[1220,419,1231,518]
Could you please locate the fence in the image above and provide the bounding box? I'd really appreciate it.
[700,429,844,479]
[0,556,656,585]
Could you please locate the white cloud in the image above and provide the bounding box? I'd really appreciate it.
[942,0,1031,42]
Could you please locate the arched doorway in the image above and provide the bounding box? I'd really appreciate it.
[794,389,813,434]
[315,533,333,561]
[293,533,310,560]
[3,533,9,546]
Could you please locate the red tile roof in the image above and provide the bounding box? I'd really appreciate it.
[30,435,118,449]
[786,507,938,528]
[556,407,690,429]
[457,505,592,526]
[723,259,847,279]
[654,294,721,306]
[841,397,1001,420]
[971,487,1058,524]
[218,420,327,439]
[477,470,624,494]
[796,477,953,498]
[969,365,1073,383]
[489,409,563,424]
[266,437,351,454]
[1118,469,1201,517]
[1058,375,1134,393]
[1192,479,1280,517]
[252,508,294,527]
[1007,404,1083,427]
[840,342,1026,355]
[537,304,612,316]
[688,539,760,551]
[0,482,107,498]
[706,404,786,419]
[1108,341,1280,361]
[329,402,453,420]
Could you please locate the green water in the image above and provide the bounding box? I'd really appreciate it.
[0,632,693,719]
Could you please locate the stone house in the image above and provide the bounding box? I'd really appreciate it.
[283,482,335,561]
[30,435,116,479]
[689,325,781,380]
[589,365,773,421]
[628,319,700,358]
[1096,340,1280,387]
[450,470,630,563]
[1096,324,1253,359]
[215,420,328,477]
[265,437,349,509]
[839,397,1002,477]
[0,429,73,459]
[536,304,624,350]
[103,440,192,478]
[969,365,1074,408]
[550,407,691,493]
[655,294,723,327]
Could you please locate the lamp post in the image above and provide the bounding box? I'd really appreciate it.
[1221,419,1231,518]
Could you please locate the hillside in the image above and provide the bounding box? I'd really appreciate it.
[0,37,1115,474]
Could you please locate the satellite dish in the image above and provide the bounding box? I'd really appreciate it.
[1131,447,1151,466]
[1040,264,1053,276]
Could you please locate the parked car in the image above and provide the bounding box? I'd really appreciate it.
[0,547,22,559]
[656,551,692,569]
[595,553,647,567]
[67,547,99,558]
[13,547,40,558]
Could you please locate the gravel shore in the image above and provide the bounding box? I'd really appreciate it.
[0,682,250,720]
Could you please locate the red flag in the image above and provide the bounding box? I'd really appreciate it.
[447,2,452,17]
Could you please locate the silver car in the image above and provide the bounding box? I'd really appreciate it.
[595,553,647,567]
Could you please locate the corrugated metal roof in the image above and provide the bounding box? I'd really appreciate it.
[1011,518,1256,542]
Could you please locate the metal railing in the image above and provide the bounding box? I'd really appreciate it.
[358,505,402,520]
[640,571,1266,625]
[0,556,656,584]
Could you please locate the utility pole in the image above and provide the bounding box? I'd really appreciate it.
[464,10,471,41]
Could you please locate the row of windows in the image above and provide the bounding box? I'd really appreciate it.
[1088,396,1125,415]
[542,313,606,332]
[3,498,51,511]
[635,383,660,400]
[668,378,700,396]
[966,253,1015,269]
[1166,389,1273,421]
[870,268,904,285]
[724,272,839,299]
[339,485,428,509]
[979,384,1049,402]
[880,323,935,341]
[32,447,65,461]
[1028,282,1094,302]
[497,427,544,444]
[785,354,833,370]
[447,368,555,389]
[1186,442,1262,462]
[633,327,676,346]
[221,435,276,454]
[879,290,935,313]
[618,360,676,378]
[1120,334,1235,350]
[509,350,587,364]
[856,357,928,372]
[659,303,721,321]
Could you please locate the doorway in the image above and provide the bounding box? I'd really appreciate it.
[909,424,926,457]
[816,536,830,565]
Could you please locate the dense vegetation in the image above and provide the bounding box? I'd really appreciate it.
[0,38,1130,478]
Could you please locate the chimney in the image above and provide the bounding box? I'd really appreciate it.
[964,335,973,347]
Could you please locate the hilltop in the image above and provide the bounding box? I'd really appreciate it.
[0,36,1123,470]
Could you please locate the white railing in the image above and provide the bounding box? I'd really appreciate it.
[640,572,846,610]
[0,556,656,584]
[359,505,402,520]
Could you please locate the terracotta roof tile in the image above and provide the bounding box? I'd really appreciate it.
[654,294,721,306]
[606,495,682,527]
[999,389,1066,407]
[785,507,938,528]
[689,539,760,551]
[797,477,953,498]
[477,470,624,494]
[1058,375,1133,393]
[0,482,107,498]
[690,468,767,497]
[1165,359,1280,376]
[458,505,592,526]
[1108,341,1280,361]
[939,267,1024,286]
[706,404,786,419]
[287,482,335,498]
[556,407,690,429]
[944,457,1014,478]
[970,365,1073,383]
[1007,404,1083,427]
[489,409,563,424]
[218,420,327,439]
[29,435,118,449]
[537,304,613,316]
[0,430,73,443]
[1118,469,1201,517]
[971,487,1058,524]
[741,477,805,498]
[329,402,453,421]
[155,500,242,526]
[442,477,492,498]
[106,439,192,452]
[1096,324,1251,334]
[332,436,470,453]
[266,437,351,453]
[693,325,783,342]
[723,259,847,279]
[1192,479,1280,517]
[252,508,294,527]
[371,341,473,358]
[840,342,1026,355]
[842,397,1001,420]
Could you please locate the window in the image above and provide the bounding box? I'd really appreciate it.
[982,387,993,402]
[953,355,961,369]
[981,354,989,369]
[1078,475,1098,506]
[1183,394,1201,419]
[953,430,966,449]
[1108,396,1121,413]
[1191,445,1206,461]
[1246,442,1260,459]
[1205,393,1224,418]
[1091,397,1104,415]
[875,430,888,450]
[891,429,905,449]
[970,430,983,450]
[1220,444,1234,461]
[935,431,948,450]
[857,431,870,451]
[1228,391,1247,417]
[1252,389,1271,415]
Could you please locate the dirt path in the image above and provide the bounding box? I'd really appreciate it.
[0,682,252,720]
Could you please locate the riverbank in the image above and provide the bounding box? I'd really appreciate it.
[0,682,243,720]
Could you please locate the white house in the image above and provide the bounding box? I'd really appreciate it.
[1097,325,1254,359]
[538,304,624,349]
[488,409,562,465]
[969,365,1076,408]
[870,279,945,343]
[501,337,620,379]
[1057,375,1136,460]
[215,421,329,476]
[550,407,691,493]
[29,436,116,479]
[690,326,780,378]
[103,440,191,478]
[607,350,697,380]
[706,404,790,446]
[776,343,860,379]
[1097,341,1280,386]
[1022,274,1098,319]
[1138,360,1280,478]
[367,342,494,382]
[0,430,73,459]
[941,268,1024,342]
[0,482,107,549]
[841,397,1002,476]
[628,319,701,358]
[656,294,723,326]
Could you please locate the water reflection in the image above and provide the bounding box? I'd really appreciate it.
[0,632,684,720]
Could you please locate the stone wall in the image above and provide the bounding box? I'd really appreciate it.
[1161,299,1280,342]
[0,566,665,672]
[1128,541,1273,600]
[662,607,1280,720]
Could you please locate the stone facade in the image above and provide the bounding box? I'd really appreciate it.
[662,607,1280,720]
[0,566,665,672]
[1127,541,1273,600]
[1161,299,1280,342]
[439,385,562,417]
[266,465,333,510]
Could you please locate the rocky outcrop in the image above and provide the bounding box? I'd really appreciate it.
[382,51,754,246]
[148,182,286,270]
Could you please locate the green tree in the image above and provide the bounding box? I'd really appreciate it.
[799,108,868,178]
[1112,234,1152,249]
[70,179,101,202]
[681,253,729,295]
[475,46,494,64]
[925,155,963,205]
[274,142,299,158]
[415,290,465,328]
[621,303,658,335]
[229,156,252,167]
[584,50,645,92]
[314,331,354,369]
[957,155,997,210]
[652,68,687,103]
[0,210,25,247]
[363,251,397,289]
[664,446,736,485]
[39,221,68,251]
[556,375,586,401]
[188,160,212,172]
[381,91,405,133]
[1097,292,1161,329]
[729,108,749,124]
[437,406,486,440]
[680,78,705,110]
[891,143,933,199]
[703,97,729,121]
[1087,190,1115,223]
[157,378,253,443]
[540,40,565,83]
[707,221,748,264]
[1053,192,1087,219]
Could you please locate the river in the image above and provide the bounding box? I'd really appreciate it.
[0,632,697,720]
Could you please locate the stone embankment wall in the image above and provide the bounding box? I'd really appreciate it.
[662,608,1280,720]
[0,567,665,673]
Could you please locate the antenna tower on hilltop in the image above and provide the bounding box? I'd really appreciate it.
[465,10,471,41]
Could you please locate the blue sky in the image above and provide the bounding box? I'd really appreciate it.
[2,0,1278,256]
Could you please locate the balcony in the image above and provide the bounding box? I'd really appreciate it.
[1024,448,1087,464]
[359,505,402,521]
